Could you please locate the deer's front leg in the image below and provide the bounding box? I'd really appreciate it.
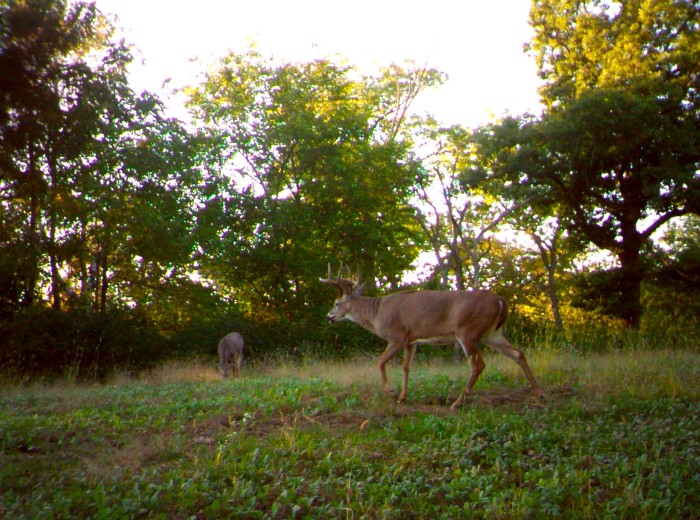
[398,344,417,402]
[450,337,484,410]
[378,341,403,398]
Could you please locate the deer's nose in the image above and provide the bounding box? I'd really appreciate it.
[326,313,336,323]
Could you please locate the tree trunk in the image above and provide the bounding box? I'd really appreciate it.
[618,249,643,329]
[617,222,643,329]
[25,190,40,306]
[449,214,466,291]
[451,244,466,291]
[23,143,43,307]
[469,241,480,290]
[546,265,564,331]
[48,148,61,311]
[92,235,110,314]
[533,232,564,332]
[50,251,62,311]
[99,238,110,315]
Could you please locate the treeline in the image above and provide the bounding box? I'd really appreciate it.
[1,0,699,381]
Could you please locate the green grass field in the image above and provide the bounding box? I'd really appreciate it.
[2,349,699,518]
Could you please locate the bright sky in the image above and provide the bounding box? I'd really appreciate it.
[96,0,543,127]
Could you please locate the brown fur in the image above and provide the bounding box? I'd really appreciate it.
[322,282,543,409]
[218,332,244,378]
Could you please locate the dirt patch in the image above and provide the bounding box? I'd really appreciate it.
[388,384,577,412]
[184,385,578,446]
[457,384,577,409]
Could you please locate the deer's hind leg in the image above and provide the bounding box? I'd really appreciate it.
[482,328,543,398]
[232,352,242,377]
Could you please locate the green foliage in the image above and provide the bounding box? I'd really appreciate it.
[473,0,700,328]
[571,267,639,320]
[0,306,167,381]
[187,52,438,331]
[529,0,700,107]
[2,353,699,518]
[0,0,212,378]
[650,215,700,297]
[566,215,700,329]
[0,0,204,317]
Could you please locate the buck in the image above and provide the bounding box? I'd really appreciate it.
[320,267,543,409]
[218,332,244,378]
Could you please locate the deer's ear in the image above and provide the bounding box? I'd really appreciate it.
[352,282,367,296]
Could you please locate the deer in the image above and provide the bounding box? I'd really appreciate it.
[218,332,245,378]
[319,266,544,410]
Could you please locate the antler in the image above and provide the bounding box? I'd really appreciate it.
[319,263,342,296]
[319,263,358,296]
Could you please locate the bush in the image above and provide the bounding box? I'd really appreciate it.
[167,311,385,365]
[0,306,168,381]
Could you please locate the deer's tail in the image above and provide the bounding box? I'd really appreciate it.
[495,297,508,332]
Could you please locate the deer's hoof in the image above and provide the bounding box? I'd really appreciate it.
[450,398,465,411]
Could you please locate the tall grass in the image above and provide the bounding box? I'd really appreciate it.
[109,345,700,404]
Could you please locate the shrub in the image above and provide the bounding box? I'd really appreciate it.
[0,306,168,381]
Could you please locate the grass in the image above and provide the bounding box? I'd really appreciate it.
[2,349,699,518]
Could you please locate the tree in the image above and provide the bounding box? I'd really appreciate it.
[480,0,700,327]
[80,99,202,315]
[187,52,442,325]
[0,0,116,308]
[521,216,567,331]
[414,123,533,291]
[413,123,472,289]
[0,0,202,316]
[0,0,211,379]
[648,215,700,319]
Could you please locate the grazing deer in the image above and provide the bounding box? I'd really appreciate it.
[320,266,543,409]
[218,332,244,378]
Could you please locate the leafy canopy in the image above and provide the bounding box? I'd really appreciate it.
[187,52,443,321]
[475,0,700,327]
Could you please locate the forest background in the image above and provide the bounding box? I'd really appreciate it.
[1,0,699,381]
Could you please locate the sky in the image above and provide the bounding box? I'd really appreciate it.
[95,0,543,127]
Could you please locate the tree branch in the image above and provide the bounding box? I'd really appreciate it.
[640,208,688,241]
